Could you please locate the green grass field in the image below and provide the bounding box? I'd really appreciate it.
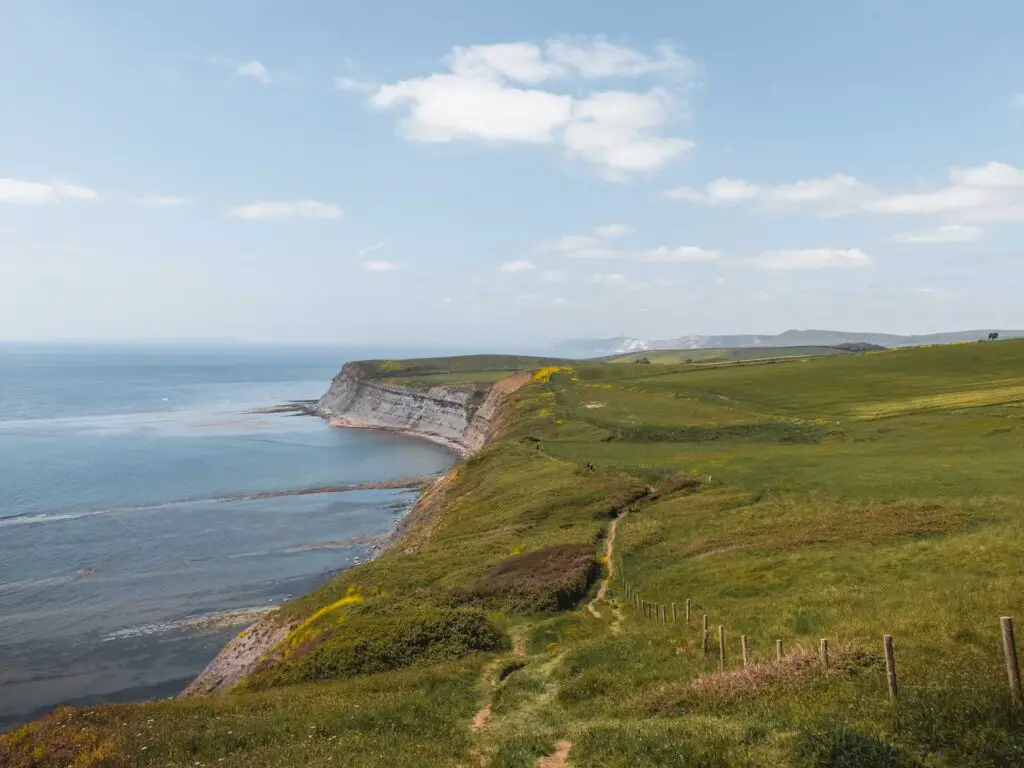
[351,354,571,390]
[6,341,1024,767]
[601,345,852,365]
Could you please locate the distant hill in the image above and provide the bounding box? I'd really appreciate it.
[551,329,1024,358]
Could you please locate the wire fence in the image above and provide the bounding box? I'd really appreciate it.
[615,557,1023,706]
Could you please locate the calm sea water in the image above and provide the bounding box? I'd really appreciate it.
[0,344,455,728]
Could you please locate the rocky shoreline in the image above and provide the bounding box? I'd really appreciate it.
[181,367,532,698]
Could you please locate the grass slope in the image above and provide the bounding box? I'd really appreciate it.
[6,341,1024,767]
[350,354,572,390]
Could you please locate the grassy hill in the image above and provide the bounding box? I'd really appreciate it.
[6,341,1024,766]
[600,345,854,365]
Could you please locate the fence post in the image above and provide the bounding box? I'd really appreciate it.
[1001,617,1023,706]
[685,598,691,625]
[776,639,783,661]
[662,604,668,625]
[702,615,709,657]
[820,639,829,672]
[741,635,749,667]
[884,634,898,703]
[671,602,677,623]
[718,626,726,670]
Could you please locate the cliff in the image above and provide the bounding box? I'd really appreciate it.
[181,365,532,697]
[312,363,530,456]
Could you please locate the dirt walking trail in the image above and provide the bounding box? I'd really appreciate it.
[586,512,625,620]
[470,628,528,733]
[538,740,573,767]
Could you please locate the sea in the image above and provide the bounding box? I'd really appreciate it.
[0,343,457,729]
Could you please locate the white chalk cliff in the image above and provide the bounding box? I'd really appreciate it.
[312,363,530,456]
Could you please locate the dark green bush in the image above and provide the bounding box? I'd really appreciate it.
[246,609,505,689]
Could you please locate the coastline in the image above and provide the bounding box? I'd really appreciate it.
[326,415,471,458]
[182,369,531,698]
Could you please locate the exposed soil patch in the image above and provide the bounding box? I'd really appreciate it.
[538,740,573,767]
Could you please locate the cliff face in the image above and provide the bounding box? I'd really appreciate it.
[182,365,532,698]
[313,364,529,456]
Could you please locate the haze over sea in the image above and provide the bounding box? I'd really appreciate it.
[0,344,456,729]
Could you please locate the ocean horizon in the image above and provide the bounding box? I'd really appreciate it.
[0,343,457,729]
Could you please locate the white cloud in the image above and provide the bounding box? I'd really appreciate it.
[53,183,99,201]
[500,259,536,273]
[356,242,386,257]
[545,39,697,79]
[238,60,271,84]
[373,74,572,143]
[565,248,620,259]
[138,196,188,207]
[371,38,696,173]
[753,248,870,270]
[892,224,983,243]
[589,272,627,284]
[553,234,602,251]
[541,227,720,264]
[634,245,719,262]
[544,225,631,258]
[335,76,376,93]
[864,162,1024,220]
[228,200,342,220]
[864,186,989,215]
[668,174,870,214]
[448,43,565,84]
[364,260,399,271]
[670,162,1024,222]
[562,88,694,173]
[540,269,566,282]
[0,178,98,204]
[595,223,631,237]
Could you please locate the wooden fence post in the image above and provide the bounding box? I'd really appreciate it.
[671,602,677,623]
[776,639,783,661]
[702,615,709,657]
[685,598,691,625]
[820,639,829,672]
[718,626,726,670]
[662,604,668,625]
[1001,617,1023,706]
[741,635,749,667]
[883,635,898,703]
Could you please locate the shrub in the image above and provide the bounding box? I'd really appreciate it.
[245,609,505,690]
[455,544,599,613]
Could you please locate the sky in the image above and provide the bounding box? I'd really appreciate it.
[2,0,1023,347]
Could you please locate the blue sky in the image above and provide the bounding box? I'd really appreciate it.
[2,0,1023,346]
